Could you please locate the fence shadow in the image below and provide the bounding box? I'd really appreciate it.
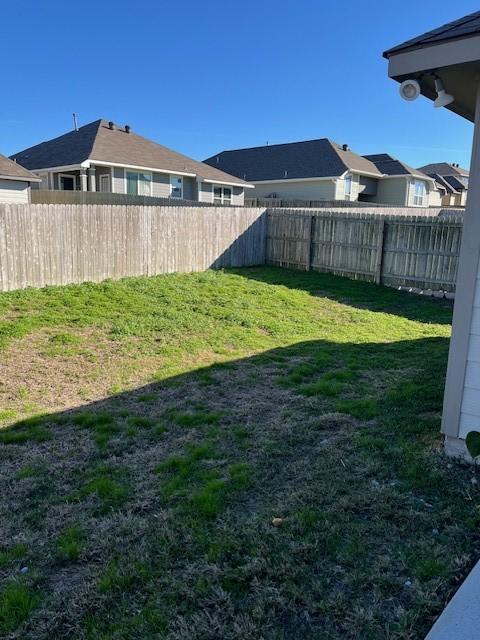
[0,334,459,638]
[228,266,453,325]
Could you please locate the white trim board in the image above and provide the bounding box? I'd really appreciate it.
[58,173,77,190]
[91,159,197,178]
[0,174,41,183]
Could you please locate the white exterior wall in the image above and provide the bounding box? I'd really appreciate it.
[251,179,337,201]
[429,188,444,207]
[459,270,480,438]
[0,179,30,203]
[335,174,361,201]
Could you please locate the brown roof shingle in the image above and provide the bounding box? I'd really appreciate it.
[11,119,248,187]
[0,153,40,182]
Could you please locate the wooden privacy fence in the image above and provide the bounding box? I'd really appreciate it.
[31,189,222,207]
[0,204,266,292]
[267,209,464,292]
[0,204,465,294]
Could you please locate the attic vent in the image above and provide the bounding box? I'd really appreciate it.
[125,125,131,134]
[342,144,349,151]
[108,121,114,130]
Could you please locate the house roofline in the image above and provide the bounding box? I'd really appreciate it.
[26,159,250,188]
[251,175,343,184]
[0,173,41,183]
[380,173,436,183]
[89,160,197,178]
[202,178,254,188]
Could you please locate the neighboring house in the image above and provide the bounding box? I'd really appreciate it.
[362,153,437,207]
[385,10,480,465]
[204,140,437,207]
[0,153,40,203]
[10,120,251,205]
[418,162,469,207]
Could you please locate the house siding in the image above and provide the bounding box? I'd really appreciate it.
[372,177,408,206]
[152,172,170,198]
[429,188,444,207]
[198,182,213,203]
[358,176,378,197]
[335,174,361,201]
[182,177,195,201]
[459,269,480,438]
[94,166,111,191]
[251,179,337,201]
[112,167,125,193]
[232,186,244,206]
[0,179,30,203]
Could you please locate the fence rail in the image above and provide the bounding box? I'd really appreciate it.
[266,209,463,292]
[0,204,266,292]
[31,189,234,207]
[246,197,465,213]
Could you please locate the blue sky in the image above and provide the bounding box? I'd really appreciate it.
[1,0,477,169]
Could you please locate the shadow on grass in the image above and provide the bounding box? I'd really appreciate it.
[2,333,476,640]
[228,266,454,325]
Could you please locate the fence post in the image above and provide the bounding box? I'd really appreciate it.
[375,218,386,284]
[307,214,315,271]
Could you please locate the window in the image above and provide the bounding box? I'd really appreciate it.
[412,180,427,206]
[344,175,353,200]
[100,174,110,193]
[126,171,151,196]
[59,174,76,190]
[170,175,183,199]
[213,185,232,205]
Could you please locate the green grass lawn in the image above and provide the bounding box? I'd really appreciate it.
[0,267,478,639]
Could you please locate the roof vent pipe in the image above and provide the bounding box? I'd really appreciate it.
[342,144,349,151]
[284,170,288,178]
[108,121,114,130]
[125,125,131,134]
[72,113,79,132]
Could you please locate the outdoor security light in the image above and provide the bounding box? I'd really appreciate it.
[399,79,421,101]
[433,77,454,108]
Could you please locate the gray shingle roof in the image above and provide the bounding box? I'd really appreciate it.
[0,153,40,182]
[203,139,382,182]
[11,119,247,186]
[418,162,469,177]
[442,174,467,191]
[431,173,458,194]
[384,11,480,57]
[363,154,432,179]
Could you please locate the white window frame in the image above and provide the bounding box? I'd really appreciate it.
[344,174,353,200]
[412,179,427,206]
[123,168,152,196]
[169,174,183,199]
[58,173,77,191]
[213,184,233,205]
[99,174,110,192]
